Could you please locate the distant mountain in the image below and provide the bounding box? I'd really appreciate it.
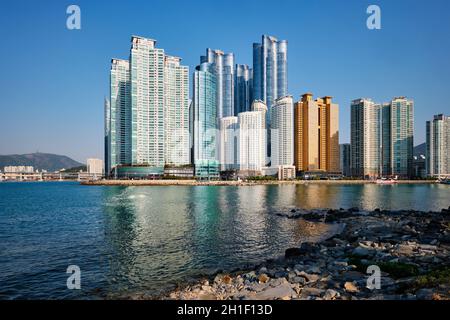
[414,143,426,156]
[0,153,83,172]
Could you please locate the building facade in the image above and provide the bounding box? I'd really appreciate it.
[238,110,266,173]
[219,116,238,171]
[87,158,103,175]
[350,98,381,178]
[107,36,190,178]
[201,48,235,119]
[390,97,414,177]
[104,98,111,175]
[193,63,219,178]
[426,114,450,177]
[234,64,252,115]
[350,97,414,179]
[294,93,339,173]
[340,143,351,177]
[130,36,165,169]
[270,96,294,167]
[164,55,190,166]
[253,35,288,161]
[253,35,288,110]
[4,166,34,173]
[109,58,131,171]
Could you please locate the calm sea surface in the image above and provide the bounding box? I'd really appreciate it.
[0,182,449,299]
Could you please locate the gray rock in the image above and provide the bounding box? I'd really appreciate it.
[259,267,268,274]
[323,289,339,300]
[394,243,417,256]
[297,271,320,283]
[300,287,325,298]
[306,265,321,274]
[415,288,435,300]
[339,271,365,282]
[418,244,438,251]
[251,283,295,300]
[352,246,372,257]
[291,276,307,285]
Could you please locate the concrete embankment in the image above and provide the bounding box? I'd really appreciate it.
[81,179,436,187]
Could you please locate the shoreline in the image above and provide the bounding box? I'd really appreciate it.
[81,179,437,187]
[131,207,450,301]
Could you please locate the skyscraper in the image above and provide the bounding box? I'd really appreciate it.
[107,36,190,178]
[219,116,238,171]
[271,96,294,168]
[164,55,190,166]
[350,98,381,178]
[104,98,111,175]
[193,63,219,178]
[109,58,131,171]
[294,94,339,173]
[130,36,165,169]
[253,35,288,161]
[234,64,252,115]
[340,143,351,177]
[390,97,414,177]
[201,48,235,119]
[426,114,450,177]
[253,35,288,110]
[238,105,267,174]
[350,97,414,179]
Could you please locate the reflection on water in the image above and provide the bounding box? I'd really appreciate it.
[0,182,449,299]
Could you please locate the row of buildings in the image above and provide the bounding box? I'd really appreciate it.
[105,35,449,180]
[105,35,320,179]
[339,96,450,179]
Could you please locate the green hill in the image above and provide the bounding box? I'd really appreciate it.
[0,153,83,172]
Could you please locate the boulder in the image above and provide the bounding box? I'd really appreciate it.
[258,274,270,284]
[323,289,339,300]
[252,283,296,300]
[344,281,359,293]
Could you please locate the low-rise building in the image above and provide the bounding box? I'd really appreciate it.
[278,165,296,180]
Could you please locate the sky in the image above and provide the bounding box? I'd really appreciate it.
[0,0,449,163]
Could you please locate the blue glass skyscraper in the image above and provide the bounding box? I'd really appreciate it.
[253,35,288,161]
[234,64,252,115]
[201,49,235,120]
[193,62,219,178]
[253,35,288,110]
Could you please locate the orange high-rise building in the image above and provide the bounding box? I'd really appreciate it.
[294,93,339,173]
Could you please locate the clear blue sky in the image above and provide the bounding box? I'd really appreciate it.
[1,0,449,162]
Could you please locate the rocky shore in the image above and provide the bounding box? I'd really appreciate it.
[162,207,450,300]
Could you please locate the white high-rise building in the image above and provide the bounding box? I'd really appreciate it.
[351,97,414,178]
[130,36,166,168]
[251,100,269,166]
[164,55,190,166]
[270,96,294,167]
[87,158,103,175]
[110,59,131,170]
[107,36,190,178]
[219,116,238,171]
[427,114,450,177]
[390,97,414,177]
[350,98,380,178]
[238,110,266,172]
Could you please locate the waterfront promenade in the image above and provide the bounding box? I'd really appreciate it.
[81,179,436,187]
